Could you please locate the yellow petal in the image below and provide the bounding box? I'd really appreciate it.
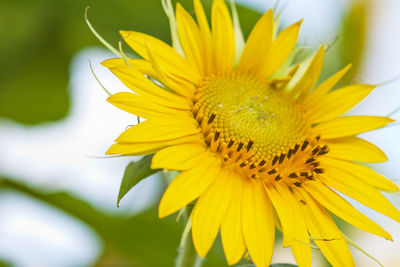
[159,156,221,218]
[152,143,209,170]
[230,0,245,65]
[291,46,325,100]
[145,41,196,97]
[290,216,311,267]
[176,3,205,75]
[304,180,392,240]
[278,184,311,267]
[115,119,200,143]
[106,135,203,156]
[266,183,311,267]
[192,168,237,257]
[238,9,273,73]
[265,184,294,247]
[103,61,192,109]
[220,171,246,265]
[295,189,355,267]
[120,30,201,84]
[320,157,399,192]
[314,116,394,139]
[102,58,157,77]
[303,64,352,109]
[107,92,192,119]
[212,0,235,72]
[320,165,400,223]
[194,0,213,74]
[242,179,274,267]
[305,84,375,124]
[325,136,388,163]
[257,20,302,79]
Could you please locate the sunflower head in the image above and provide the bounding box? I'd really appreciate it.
[102,0,399,266]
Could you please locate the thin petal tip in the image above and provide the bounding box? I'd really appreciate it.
[158,203,171,219]
[192,237,208,259]
[119,30,131,38]
[296,18,304,25]
[387,117,396,124]
[100,58,113,67]
[176,2,184,11]
[105,145,118,155]
[106,94,116,103]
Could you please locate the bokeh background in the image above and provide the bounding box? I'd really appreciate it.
[1,0,400,266]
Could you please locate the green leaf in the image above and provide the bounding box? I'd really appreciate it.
[117,155,160,207]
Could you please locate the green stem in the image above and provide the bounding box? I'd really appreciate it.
[175,207,203,267]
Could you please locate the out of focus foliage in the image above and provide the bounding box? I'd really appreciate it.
[0,178,185,266]
[339,0,368,83]
[0,0,261,125]
[320,0,368,84]
[0,0,370,266]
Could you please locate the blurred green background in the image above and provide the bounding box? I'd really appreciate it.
[1,0,399,266]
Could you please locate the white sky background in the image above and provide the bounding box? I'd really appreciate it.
[0,0,400,266]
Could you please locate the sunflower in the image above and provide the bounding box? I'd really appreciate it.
[102,0,400,266]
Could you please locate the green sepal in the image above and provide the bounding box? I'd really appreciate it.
[117,155,160,207]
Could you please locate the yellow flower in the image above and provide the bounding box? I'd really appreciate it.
[102,0,399,266]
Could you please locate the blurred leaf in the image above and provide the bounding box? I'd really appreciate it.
[0,177,176,266]
[0,177,230,266]
[0,0,262,125]
[0,0,170,124]
[0,177,222,266]
[319,0,370,87]
[117,155,159,207]
[339,0,369,83]
[0,258,12,267]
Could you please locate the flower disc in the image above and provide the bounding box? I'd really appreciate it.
[196,73,309,160]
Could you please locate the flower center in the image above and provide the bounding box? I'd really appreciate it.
[194,72,309,160]
[192,72,328,187]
